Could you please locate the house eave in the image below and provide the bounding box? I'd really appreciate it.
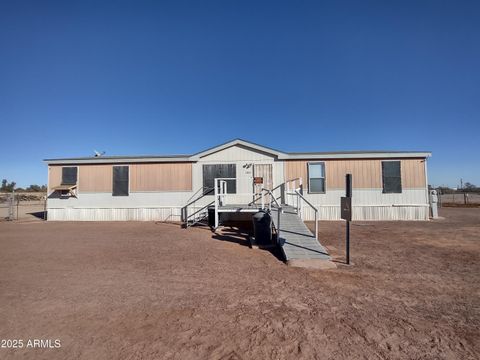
[280,152,432,160]
[43,156,193,165]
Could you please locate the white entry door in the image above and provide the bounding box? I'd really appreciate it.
[253,164,273,204]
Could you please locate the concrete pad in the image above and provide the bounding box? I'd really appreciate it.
[287,259,337,270]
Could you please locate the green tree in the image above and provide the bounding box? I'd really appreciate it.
[1,179,16,192]
[464,182,476,190]
[26,184,41,192]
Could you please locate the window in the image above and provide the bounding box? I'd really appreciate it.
[62,167,77,185]
[203,164,236,194]
[382,161,402,193]
[113,166,129,196]
[308,162,325,193]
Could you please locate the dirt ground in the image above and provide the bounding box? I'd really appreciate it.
[0,208,479,360]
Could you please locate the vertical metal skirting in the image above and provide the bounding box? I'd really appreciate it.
[47,207,183,221]
[47,205,428,222]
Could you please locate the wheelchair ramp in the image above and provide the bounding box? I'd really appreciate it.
[271,207,333,268]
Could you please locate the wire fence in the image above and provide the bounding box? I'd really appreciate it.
[0,192,47,221]
[439,193,480,206]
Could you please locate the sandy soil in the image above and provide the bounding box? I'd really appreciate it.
[0,208,479,359]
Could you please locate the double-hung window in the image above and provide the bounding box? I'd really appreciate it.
[308,162,326,193]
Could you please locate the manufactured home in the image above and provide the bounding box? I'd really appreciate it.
[45,139,431,222]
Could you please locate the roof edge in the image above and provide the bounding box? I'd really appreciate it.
[190,138,287,159]
[280,151,432,160]
[43,156,193,165]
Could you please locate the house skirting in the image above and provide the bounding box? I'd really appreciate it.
[47,204,429,222]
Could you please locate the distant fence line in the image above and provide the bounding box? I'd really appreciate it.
[0,192,47,220]
[438,193,480,206]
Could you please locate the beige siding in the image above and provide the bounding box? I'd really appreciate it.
[324,160,382,189]
[285,159,426,190]
[130,163,192,192]
[401,159,426,188]
[50,163,194,193]
[79,165,112,192]
[48,166,63,190]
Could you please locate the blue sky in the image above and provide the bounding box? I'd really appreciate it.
[0,0,478,188]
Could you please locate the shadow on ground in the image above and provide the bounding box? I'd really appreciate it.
[28,211,47,220]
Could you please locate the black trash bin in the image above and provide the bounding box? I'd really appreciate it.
[252,210,272,245]
[208,207,215,227]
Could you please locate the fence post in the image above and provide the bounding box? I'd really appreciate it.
[15,191,19,220]
[8,192,14,221]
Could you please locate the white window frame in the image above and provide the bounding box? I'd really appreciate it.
[307,162,326,194]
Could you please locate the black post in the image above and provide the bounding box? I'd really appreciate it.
[346,221,350,265]
[346,174,352,265]
[346,174,352,198]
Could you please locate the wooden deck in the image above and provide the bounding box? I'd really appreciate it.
[211,203,332,265]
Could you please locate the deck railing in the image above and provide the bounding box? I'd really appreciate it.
[285,177,303,209]
[186,177,315,240]
[182,186,214,226]
[214,177,236,228]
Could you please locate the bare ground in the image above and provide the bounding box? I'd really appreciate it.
[0,208,479,359]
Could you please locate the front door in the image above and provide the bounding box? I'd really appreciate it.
[253,164,273,205]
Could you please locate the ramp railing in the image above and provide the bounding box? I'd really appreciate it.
[260,188,282,242]
[294,189,318,241]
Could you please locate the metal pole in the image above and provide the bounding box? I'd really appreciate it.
[346,174,352,265]
[346,174,352,198]
[315,210,318,240]
[346,221,350,265]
